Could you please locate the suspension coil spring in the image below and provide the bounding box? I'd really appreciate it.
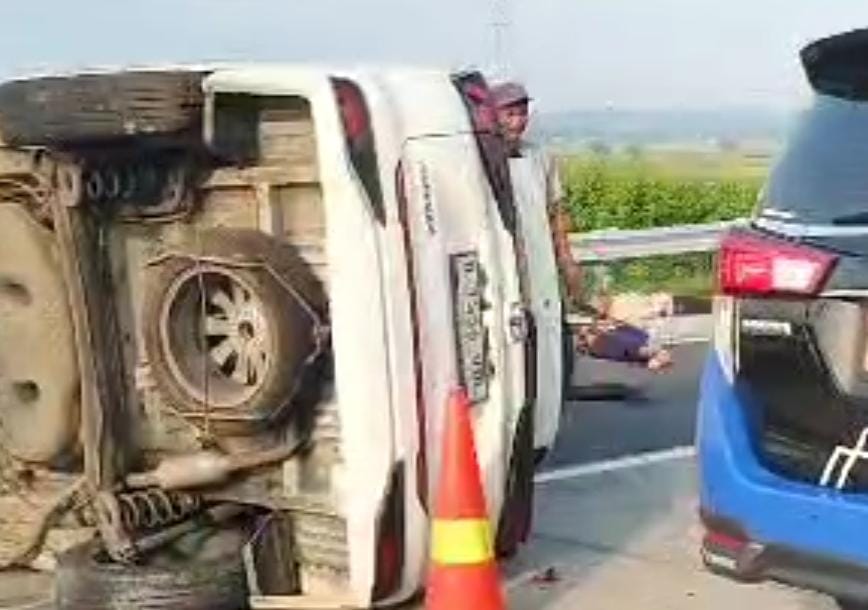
[82,163,175,205]
[115,489,202,531]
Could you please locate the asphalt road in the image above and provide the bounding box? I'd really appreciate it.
[545,342,709,470]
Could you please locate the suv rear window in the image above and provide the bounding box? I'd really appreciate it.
[762,94,868,224]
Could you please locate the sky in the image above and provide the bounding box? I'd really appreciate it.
[0,1,867,112]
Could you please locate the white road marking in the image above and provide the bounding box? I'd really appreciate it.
[535,445,696,484]
[668,335,711,345]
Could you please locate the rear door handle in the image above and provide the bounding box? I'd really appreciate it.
[508,302,530,343]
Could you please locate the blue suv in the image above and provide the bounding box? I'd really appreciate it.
[699,28,868,610]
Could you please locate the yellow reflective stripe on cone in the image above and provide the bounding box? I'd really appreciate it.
[431,519,494,565]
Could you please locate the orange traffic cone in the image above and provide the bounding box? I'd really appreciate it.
[425,388,506,610]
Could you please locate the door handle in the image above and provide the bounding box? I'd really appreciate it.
[508,302,530,343]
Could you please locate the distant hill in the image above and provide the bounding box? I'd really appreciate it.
[532,107,797,151]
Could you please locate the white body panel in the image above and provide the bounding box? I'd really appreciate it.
[510,155,564,450]
[201,65,562,606]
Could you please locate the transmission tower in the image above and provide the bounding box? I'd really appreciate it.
[490,0,512,78]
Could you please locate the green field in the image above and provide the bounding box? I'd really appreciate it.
[561,149,769,232]
[564,149,771,297]
[564,148,772,183]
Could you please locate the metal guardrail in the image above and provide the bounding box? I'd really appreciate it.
[570,219,747,262]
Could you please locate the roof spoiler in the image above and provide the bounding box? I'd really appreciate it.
[801,28,868,101]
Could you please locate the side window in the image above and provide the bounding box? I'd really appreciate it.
[210,93,261,164]
[208,94,318,171]
[452,71,517,236]
[332,78,386,225]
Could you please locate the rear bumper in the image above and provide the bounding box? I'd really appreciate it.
[697,355,868,601]
[701,511,868,603]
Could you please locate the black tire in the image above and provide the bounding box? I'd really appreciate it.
[143,230,327,433]
[0,71,206,146]
[55,535,248,610]
[495,402,536,558]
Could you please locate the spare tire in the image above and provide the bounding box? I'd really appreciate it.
[143,230,327,433]
[55,532,249,610]
[0,70,206,146]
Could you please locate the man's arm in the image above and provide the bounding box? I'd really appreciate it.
[544,154,583,307]
[550,203,583,307]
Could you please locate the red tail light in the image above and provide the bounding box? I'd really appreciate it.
[462,82,497,133]
[718,232,837,297]
[332,77,385,224]
[332,78,370,141]
[704,529,749,553]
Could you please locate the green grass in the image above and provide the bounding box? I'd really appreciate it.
[560,150,768,233]
[562,149,768,297]
[567,149,772,183]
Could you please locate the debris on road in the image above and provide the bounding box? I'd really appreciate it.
[530,566,561,586]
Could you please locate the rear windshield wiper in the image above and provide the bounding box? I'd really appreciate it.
[832,211,868,225]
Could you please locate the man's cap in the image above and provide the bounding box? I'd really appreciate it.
[491,82,531,109]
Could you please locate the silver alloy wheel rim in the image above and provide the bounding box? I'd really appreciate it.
[159,265,273,408]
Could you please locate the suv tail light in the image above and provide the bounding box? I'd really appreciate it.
[332,78,385,224]
[718,232,837,297]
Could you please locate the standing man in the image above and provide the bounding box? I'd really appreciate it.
[489,82,571,558]
[492,82,584,307]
